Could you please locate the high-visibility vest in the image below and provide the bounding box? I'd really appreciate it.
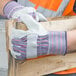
[27,0,76,74]
[28,0,75,17]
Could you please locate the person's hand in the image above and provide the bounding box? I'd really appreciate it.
[4,1,47,35]
[4,1,67,60]
[11,29,49,60]
[11,29,67,60]
[12,7,47,22]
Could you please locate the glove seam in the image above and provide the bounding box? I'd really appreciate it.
[64,31,67,55]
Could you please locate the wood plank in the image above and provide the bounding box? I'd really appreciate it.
[6,16,76,76]
[16,53,76,76]
[0,20,8,76]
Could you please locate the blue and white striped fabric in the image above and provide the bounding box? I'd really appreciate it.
[12,36,27,60]
[11,31,67,60]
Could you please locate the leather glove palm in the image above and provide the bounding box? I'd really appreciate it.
[4,1,47,35]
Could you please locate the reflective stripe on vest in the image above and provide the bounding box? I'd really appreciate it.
[62,0,75,16]
[18,0,75,17]
[29,0,70,17]
[29,0,63,11]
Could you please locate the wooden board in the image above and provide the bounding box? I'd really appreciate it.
[6,16,76,76]
[0,20,8,76]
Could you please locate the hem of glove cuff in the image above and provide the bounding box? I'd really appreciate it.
[3,1,24,18]
[64,31,67,55]
[3,1,14,17]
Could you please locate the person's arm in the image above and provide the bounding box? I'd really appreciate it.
[67,30,76,53]
[0,0,11,15]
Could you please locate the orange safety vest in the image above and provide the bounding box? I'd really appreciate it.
[29,0,76,74]
[29,0,76,16]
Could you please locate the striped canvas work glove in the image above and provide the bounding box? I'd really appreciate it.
[11,29,67,60]
[4,1,47,35]
[4,1,67,60]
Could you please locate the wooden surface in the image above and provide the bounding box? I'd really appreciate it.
[13,53,76,76]
[16,16,76,31]
[0,20,8,76]
[6,16,76,76]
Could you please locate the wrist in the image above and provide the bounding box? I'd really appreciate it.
[0,0,11,15]
[67,30,76,52]
[4,1,24,18]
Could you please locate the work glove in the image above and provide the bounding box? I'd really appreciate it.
[4,1,47,35]
[11,29,67,60]
[4,1,67,60]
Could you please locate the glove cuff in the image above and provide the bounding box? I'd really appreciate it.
[4,1,24,18]
[48,31,67,55]
[37,31,67,56]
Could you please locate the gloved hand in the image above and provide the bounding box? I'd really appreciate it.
[4,1,47,35]
[11,29,67,60]
[4,1,67,60]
